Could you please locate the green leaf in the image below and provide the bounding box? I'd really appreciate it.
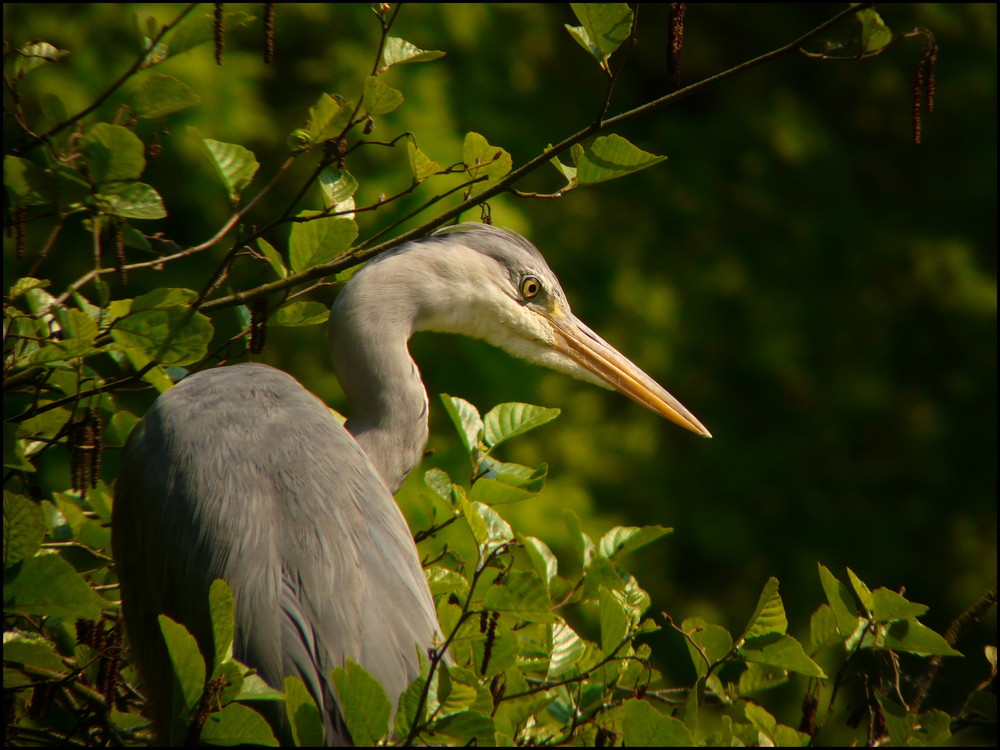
[440,394,484,457]
[132,287,198,310]
[521,535,558,589]
[208,579,235,672]
[330,659,392,746]
[846,567,874,615]
[423,467,454,502]
[563,509,595,569]
[818,564,861,641]
[606,699,694,747]
[809,603,840,651]
[158,614,206,739]
[407,140,439,183]
[363,76,403,115]
[429,710,494,746]
[4,424,34,472]
[483,402,559,449]
[257,238,287,279]
[468,478,534,506]
[199,702,278,746]
[289,213,358,273]
[318,168,358,215]
[857,8,893,55]
[3,630,68,673]
[112,307,213,366]
[4,491,46,566]
[478,457,547,492]
[740,577,788,641]
[597,525,672,559]
[8,277,51,300]
[574,133,666,186]
[740,633,826,678]
[871,587,929,623]
[437,663,480,715]
[567,4,633,69]
[100,182,167,219]
[680,617,733,678]
[882,619,962,657]
[548,619,586,678]
[4,156,56,206]
[548,146,578,187]
[79,123,146,185]
[191,128,259,203]
[270,301,330,327]
[4,553,103,620]
[307,93,351,144]
[463,132,512,194]
[737,661,788,696]
[395,672,427,737]
[483,570,552,617]
[425,566,469,598]
[379,37,445,72]
[599,586,636,653]
[473,501,514,546]
[284,675,324,748]
[5,41,69,80]
[128,72,201,118]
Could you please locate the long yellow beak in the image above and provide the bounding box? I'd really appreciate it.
[541,310,712,438]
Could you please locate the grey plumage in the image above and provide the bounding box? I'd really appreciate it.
[113,224,709,745]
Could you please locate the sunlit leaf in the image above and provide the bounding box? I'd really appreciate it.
[289,213,358,273]
[4,553,104,621]
[440,394,484,456]
[740,577,788,641]
[158,614,206,738]
[330,659,392,746]
[462,132,512,194]
[200,702,278,746]
[483,402,559,449]
[597,525,671,560]
[257,238,287,279]
[191,128,259,203]
[208,579,235,671]
[741,633,826,678]
[882,619,962,657]
[573,133,666,186]
[566,4,633,69]
[680,617,733,678]
[379,37,445,72]
[284,675,324,747]
[112,306,213,366]
[407,140,439,183]
[363,75,403,115]
[871,587,929,623]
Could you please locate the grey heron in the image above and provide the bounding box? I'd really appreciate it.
[112,223,710,745]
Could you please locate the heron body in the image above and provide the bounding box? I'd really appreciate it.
[113,224,709,745]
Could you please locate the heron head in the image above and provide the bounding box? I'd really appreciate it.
[405,224,711,438]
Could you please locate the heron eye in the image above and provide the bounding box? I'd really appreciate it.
[520,275,542,299]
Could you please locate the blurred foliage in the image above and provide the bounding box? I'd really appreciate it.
[3,2,995,746]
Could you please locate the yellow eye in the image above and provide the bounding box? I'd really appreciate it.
[520,275,542,299]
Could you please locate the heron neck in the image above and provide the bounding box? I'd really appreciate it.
[328,283,428,495]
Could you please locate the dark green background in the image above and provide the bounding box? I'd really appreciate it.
[5,2,995,726]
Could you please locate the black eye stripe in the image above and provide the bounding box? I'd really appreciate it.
[520,275,542,299]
